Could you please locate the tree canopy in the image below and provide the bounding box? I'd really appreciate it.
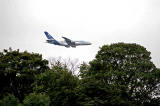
[0,43,159,106]
[0,48,49,102]
[79,43,160,105]
[33,63,79,106]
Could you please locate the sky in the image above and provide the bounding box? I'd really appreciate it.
[0,0,160,67]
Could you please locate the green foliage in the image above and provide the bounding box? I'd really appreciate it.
[33,62,79,106]
[0,48,49,102]
[79,62,90,79]
[0,44,159,106]
[76,76,132,106]
[79,43,160,105]
[23,93,50,106]
[0,94,19,106]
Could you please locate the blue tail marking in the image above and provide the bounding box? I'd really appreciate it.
[44,31,60,45]
[44,31,55,39]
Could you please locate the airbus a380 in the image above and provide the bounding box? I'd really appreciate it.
[44,31,91,48]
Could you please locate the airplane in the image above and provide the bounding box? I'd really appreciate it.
[44,31,91,48]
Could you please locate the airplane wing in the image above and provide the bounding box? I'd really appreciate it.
[62,37,72,45]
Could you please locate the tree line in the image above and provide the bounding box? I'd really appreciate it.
[0,43,160,106]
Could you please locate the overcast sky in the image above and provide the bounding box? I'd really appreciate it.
[0,0,160,67]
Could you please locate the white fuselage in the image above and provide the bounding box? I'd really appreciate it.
[47,40,91,48]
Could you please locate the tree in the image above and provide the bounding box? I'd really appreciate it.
[0,48,49,102]
[0,94,19,106]
[76,77,133,106]
[48,57,80,75]
[79,43,160,105]
[78,62,90,79]
[23,93,50,106]
[33,61,79,106]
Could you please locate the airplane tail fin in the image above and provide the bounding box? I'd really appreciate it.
[44,31,55,40]
[44,31,61,45]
